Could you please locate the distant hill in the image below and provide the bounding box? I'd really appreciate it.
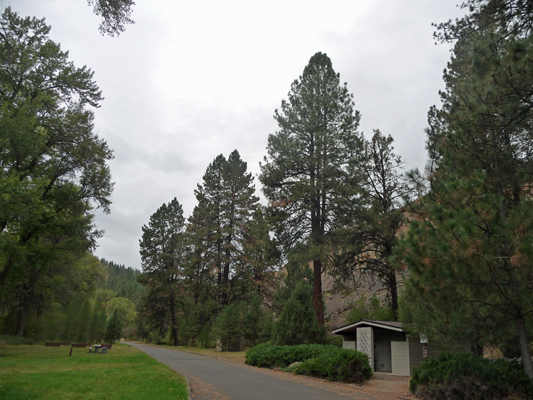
[99,259,145,306]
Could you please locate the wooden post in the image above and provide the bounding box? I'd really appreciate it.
[69,348,73,357]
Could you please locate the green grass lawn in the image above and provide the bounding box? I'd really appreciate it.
[0,343,188,399]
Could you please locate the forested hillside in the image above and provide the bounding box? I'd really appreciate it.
[98,259,144,306]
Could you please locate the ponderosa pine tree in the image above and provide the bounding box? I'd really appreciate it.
[240,207,280,301]
[400,0,533,378]
[260,52,364,325]
[190,150,259,306]
[138,198,186,346]
[333,130,413,321]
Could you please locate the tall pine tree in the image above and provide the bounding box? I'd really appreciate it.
[333,130,413,321]
[190,150,259,306]
[260,52,364,325]
[138,198,187,346]
[401,0,533,378]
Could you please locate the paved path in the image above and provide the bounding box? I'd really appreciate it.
[127,343,405,400]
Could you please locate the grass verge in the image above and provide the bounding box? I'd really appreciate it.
[0,343,188,399]
[152,344,247,364]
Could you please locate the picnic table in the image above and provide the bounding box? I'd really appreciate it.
[88,344,101,353]
[88,344,108,354]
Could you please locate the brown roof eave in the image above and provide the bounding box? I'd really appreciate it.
[332,319,405,334]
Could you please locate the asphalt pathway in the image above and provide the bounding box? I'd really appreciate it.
[127,342,398,400]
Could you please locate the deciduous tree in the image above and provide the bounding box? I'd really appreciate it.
[0,8,113,336]
[88,0,135,36]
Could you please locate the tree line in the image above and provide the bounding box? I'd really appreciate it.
[135,52,415,349]
[135,0,533,380]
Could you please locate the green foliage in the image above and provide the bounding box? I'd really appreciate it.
[98,260,145,306]
[214,304,241,351]
[346,296,394,324]
[331,130,412,321]
[105,297,137,327]
[138,197,187,344]
[274,282,325,345]
[0,7,113,339]
[293,347,372,383]
[0,335,34,345]
[260,51,364,325]
[400,0,533,377]
[140,151,278,350]
[327,335,344,348]
[245,344,372,383]
[104,309,122,343]
[87,0,135,36]
[242,297,266,347]
[75,299,92,343]
[188,150,261,307]
[245,343,332,368]
[213,298,272,351]
[410,353,533,399]
[272,259,313,315]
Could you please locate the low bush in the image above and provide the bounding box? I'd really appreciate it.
[245,343,372,383]
[0,335,34,345]
[410,353,533,400]
[327,335,344,348]
[245,343,329,368]
[293,347,372,383]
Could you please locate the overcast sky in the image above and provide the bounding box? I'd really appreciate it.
[7,0,466,270]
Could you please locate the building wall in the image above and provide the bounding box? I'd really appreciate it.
[342,333,356,350]
[408,336,427,373]
[373,328,406,373]
[391,341,410,376]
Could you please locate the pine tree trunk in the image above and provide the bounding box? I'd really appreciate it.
[389,271,399,321]
[312,259,324,326]
[15,308,26,337]
[516,309,533,379]
[169,295,179,346]
[0,258,13,289]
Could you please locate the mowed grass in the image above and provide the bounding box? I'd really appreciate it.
[0,343,188,400]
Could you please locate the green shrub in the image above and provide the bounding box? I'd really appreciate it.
[410,353,533,400]
[0,335,34,345]
[273,282,325,345]
[327,335,343,347]
[246,343,329,368]
[245,343,372,383]
[293,347,372,383]
[346,295,393,324]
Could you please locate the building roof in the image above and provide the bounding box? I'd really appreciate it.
[332,319,404,334]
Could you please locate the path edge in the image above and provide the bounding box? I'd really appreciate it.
[125,342,193,400]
